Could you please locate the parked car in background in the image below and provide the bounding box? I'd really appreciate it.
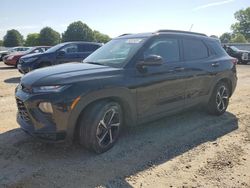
[17,42,102,74]
[0,47,30,61]
[15,30,237,153]
[223,45,250,64]
[3,46,50,67]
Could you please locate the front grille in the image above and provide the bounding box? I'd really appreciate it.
[16,98,30,121]
[242,53,249,61]
[18,59,24,64]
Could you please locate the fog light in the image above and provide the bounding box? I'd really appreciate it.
[39,102,53,113]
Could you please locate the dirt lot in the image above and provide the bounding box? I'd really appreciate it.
[0,63,249,188]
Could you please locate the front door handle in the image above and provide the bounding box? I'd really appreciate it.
[211,62,220,67]
[174,67,185,72]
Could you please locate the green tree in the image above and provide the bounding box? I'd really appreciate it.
[25,33,40,46]
[39,27,61,46]
[62,21,94,42]
[3,29,24,47]
[230,33,247,43]
[0,40,3,46]
[231,7,250,40]
[220,32,232,43]
[93,30,111,43]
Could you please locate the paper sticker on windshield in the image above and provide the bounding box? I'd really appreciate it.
[126,39,143,44]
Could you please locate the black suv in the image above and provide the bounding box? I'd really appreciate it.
[15,30,237,153]
[223,45,250,64]
[17,42,102,74]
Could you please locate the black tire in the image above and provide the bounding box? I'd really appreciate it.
[207,82,230,116]
[78,101,123,153]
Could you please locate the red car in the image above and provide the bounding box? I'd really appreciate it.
[3,46,50,67]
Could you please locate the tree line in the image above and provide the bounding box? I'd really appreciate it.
[1,21,111,47]
[220,7,250,43]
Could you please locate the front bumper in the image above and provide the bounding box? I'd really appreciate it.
[17,63,30,74]
[17,115,66,141]
[4,58,17,66]
[15,87,72,142]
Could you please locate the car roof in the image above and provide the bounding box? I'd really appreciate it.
[62,41,103,46]
[116,30,217,42]
[32,46,51,48]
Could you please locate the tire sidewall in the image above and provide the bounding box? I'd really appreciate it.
[79,101,123,153]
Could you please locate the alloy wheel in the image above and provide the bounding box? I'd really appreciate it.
[96,107,120,147]
[216,85,229,112]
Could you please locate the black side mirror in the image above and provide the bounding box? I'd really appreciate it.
[137,55,164,67]
[57,50,65,57]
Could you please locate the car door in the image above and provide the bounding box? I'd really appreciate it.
[56,44,81,64]
[182,37,217,107]
[135,36,187,119]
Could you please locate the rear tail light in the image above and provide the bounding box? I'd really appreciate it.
[232,58,238,65]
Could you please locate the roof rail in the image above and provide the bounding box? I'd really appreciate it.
[119,33,132,37]
[156,30,207,37]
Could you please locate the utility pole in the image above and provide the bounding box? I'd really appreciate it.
[189,24,194,31]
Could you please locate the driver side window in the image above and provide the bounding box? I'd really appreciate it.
[144,38,180,63]
[61,44,78,54]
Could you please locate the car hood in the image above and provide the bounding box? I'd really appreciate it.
[10,52,26,56]
[21,52,43,59]
[21,63,123,87]
[237,50,250,53]
[0,50,7,54]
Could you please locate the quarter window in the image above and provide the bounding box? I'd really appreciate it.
[144,38,180,63]
[183,39,208,60]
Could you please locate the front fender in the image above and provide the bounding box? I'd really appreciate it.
[66,87,136,140]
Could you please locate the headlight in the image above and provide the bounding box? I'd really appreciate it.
[39,102,53,113]
[32,85,69,93]
[22,57,38,63]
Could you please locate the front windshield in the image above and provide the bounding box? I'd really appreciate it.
[230,46,239,51]
[45,43,65,53]
[83,38,146,68]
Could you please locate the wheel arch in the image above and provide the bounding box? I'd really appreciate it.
[216,78,233,97]
[66,88,136,141]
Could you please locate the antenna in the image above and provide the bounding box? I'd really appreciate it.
[189,24,194,31]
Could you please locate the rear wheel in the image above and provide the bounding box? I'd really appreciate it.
[207,82,230,116]
[78,101,123,153]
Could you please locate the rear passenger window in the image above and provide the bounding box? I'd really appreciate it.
[144,38,180,63]
[183,39,208,61]
[79,44,99,52]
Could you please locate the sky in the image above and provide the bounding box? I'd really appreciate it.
[0,0,249,39]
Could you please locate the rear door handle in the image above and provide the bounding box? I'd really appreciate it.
[174,67,185,72]
[211,62,219,67]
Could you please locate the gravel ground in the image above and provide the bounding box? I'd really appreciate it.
[0,63,249,188]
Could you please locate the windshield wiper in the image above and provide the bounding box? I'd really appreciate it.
[84,62,103,65]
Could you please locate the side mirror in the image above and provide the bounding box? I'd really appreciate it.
[57,50,65,57]
[137,55,164,68]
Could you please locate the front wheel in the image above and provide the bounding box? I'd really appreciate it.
[78,101,123,153]
[207,82,230,116]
